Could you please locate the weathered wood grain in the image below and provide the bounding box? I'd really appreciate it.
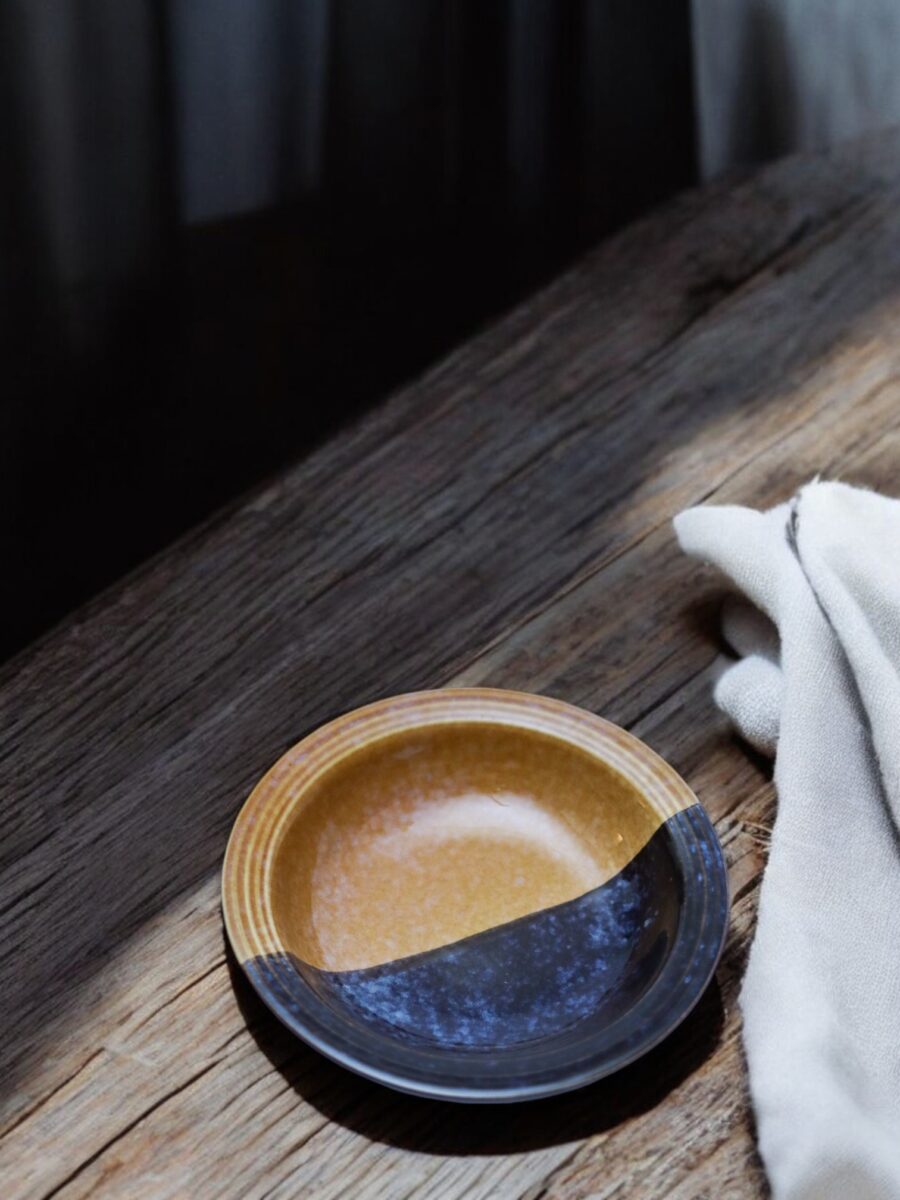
[3,130,900,1198]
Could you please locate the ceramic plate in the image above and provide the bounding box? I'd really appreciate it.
[222,688,728,1102]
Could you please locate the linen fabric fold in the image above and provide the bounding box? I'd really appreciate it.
[676,482,900,1200]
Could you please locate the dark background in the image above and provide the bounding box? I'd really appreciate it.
[1,1,694,663]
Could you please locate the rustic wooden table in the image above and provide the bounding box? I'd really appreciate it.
[5,131,900,1199]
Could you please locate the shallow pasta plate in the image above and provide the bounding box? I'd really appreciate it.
[222,688,728,1102]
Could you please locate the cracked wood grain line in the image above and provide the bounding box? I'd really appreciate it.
[39,1061,226,1200]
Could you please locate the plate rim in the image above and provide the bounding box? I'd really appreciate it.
[222,687,729,1102]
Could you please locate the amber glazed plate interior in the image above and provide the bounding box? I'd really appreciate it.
[223,689,728,1102]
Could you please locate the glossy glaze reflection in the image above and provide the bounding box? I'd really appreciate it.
[271,721,670,971]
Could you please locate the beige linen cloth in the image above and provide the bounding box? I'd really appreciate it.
[675,482,900,1200]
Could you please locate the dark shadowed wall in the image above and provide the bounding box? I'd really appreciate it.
[0,1,695,662]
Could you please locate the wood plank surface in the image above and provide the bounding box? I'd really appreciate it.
[4,130,900,1198]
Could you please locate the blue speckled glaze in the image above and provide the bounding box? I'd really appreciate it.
[311,829,676,1048]
[242,803,728,1102]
